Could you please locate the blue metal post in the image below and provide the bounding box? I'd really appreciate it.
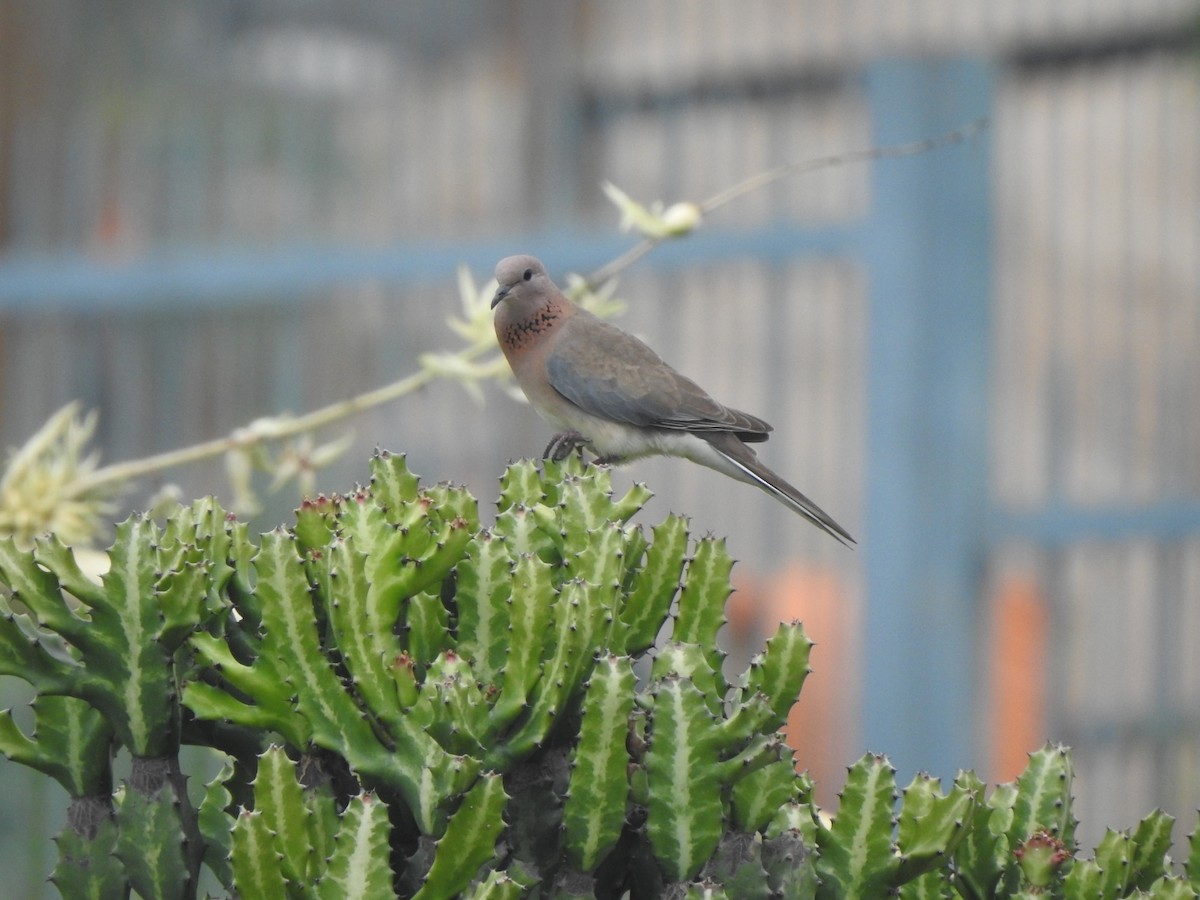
[862,59,994,781]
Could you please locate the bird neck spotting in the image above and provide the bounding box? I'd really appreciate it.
[491,254,855,546]
[497,305,566,354]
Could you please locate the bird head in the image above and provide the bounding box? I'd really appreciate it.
[491,255,552,310]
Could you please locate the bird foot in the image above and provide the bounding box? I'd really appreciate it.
[543,431,589,461]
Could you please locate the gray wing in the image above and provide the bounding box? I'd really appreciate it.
[545,312,771,440]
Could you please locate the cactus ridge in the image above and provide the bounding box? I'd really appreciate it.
[562,653,636,871]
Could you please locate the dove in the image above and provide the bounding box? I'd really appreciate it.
[490,255,854,545]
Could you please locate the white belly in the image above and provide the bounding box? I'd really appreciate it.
[532,400,750,484]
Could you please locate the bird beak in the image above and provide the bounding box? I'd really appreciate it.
[490,284,510,309]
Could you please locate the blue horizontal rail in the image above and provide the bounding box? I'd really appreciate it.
[0,222,861,313]
[992,502,1200,544]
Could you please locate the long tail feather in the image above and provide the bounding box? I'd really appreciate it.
[703,433,855,546]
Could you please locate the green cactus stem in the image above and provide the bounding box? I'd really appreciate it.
[413,772,508,900]
[1129,809,1176,891]
[562,653,636,872]
[317,792,397,900]
[0,695,113,797]
[1185,819,1200,885]
[617,514,688,655]
[730,751,802,834]
[369,449,422,514]
[895,772,975,882]
[1011,742,1077,846]
[949,769,1011,899]
[230,807,288,899]
[51,795,128,900]
[454,530,516,686]
[814,753,900,897]
[196,760,236,892]
[0,516,201,758]
[482,552,555,742]
[645,674,726,882]
[652,642,723,713]
[672,536,733,693]
[115,755,203,900]
[740,620,813,728]
[252,746,327,889]
[762,826,819,899]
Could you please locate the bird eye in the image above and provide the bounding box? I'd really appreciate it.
[522,268,533,281]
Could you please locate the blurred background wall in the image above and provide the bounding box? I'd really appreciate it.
[1,0,1198,893]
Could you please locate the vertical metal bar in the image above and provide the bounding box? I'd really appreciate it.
[861,58,994,780]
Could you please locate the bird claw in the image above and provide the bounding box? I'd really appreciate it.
[543,431,589,461]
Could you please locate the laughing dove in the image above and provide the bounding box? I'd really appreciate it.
[491,255,854,545]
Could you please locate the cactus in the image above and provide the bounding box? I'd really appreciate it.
[197,759,237,891]
[115,755,203,900]
[413,773,507,899]
[52,795,127,900]
[814,753,903,896]
[0,695,113,798]
[1128,810,1176,890]
[3,450,1200,897]
[562,653,636,872]
[315,792,398,900]
[895,772,975,881]
[0,503,230,898]
[644,673,729,881]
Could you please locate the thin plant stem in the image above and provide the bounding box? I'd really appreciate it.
[74,344,492,494]
[584,118,988,289]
